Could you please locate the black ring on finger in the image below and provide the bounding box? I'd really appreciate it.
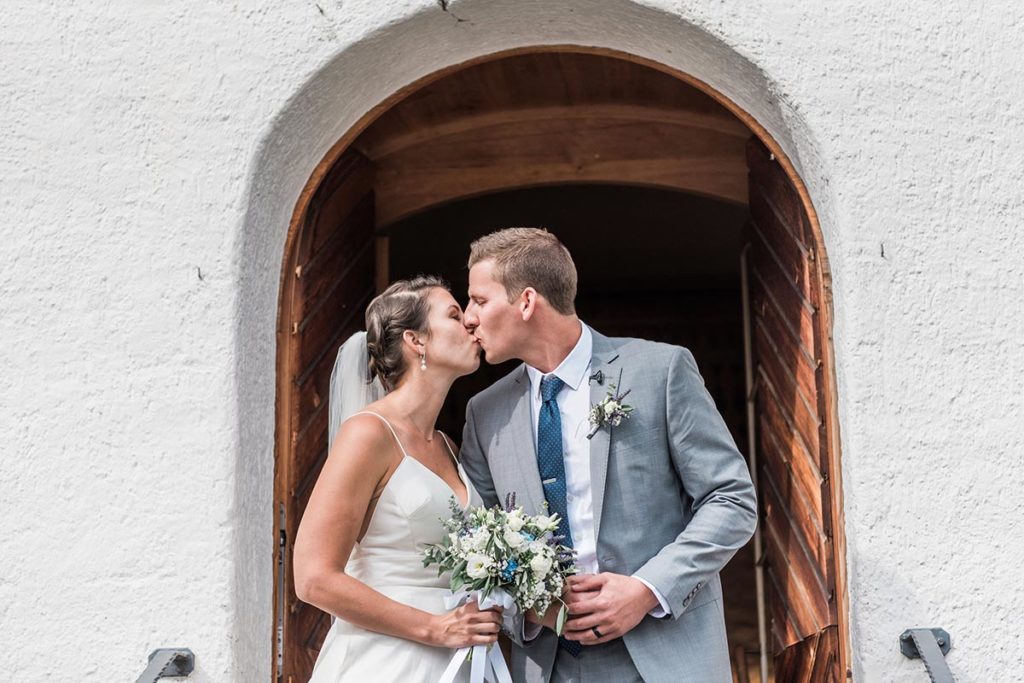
[591,626,603,638]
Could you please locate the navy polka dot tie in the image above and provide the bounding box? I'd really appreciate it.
[537,375,582,656]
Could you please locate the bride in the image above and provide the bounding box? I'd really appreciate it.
[293,275,502,682]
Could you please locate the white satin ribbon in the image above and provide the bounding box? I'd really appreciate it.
[437,589,515,683]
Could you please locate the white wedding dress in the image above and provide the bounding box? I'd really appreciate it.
[309,411,481,683]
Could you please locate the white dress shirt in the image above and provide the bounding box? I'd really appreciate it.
[524,322,670,624]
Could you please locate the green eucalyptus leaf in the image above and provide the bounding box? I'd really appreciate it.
[555,605,568,636]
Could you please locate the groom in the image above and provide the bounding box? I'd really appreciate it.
[459,228,757,683]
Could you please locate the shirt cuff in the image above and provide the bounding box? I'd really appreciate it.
[633,576,672,618]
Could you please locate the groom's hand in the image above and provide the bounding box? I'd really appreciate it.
[562,573,660,644]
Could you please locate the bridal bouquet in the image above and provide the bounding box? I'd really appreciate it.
[423,494,577,683]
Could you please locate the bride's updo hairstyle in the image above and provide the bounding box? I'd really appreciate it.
[365,275,449,391]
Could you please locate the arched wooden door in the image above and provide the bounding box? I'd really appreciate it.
[273,49,848,683]
[274,149,376,682]
[746,137,843,681]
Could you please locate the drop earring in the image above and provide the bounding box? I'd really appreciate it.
[420,353,427,371]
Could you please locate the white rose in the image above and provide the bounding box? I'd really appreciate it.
[504,528,526,549]
[534,514,560,532]
[506,512,525,532]
[466,553,492,579]
[603,401,618,418]
[530,553,553,577]
[529,540,547,555]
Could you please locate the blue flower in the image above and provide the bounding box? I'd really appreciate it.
[522,532,535,542]
[500,558,519,582]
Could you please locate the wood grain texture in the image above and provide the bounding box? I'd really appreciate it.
[275,149,376,683]
[748,136,841,679]
[775,627,841,683]
[356,52,751,225]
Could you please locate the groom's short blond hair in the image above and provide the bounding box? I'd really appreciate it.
[468,227,577,315]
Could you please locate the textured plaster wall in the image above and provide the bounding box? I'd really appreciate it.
[2,1,1022,681]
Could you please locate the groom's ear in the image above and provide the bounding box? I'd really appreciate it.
[520,287,539,321]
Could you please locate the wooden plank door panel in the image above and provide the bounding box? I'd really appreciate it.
[276,149,375,683]
[747,137,840,682]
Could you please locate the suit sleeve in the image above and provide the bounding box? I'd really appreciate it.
[632,346,758,618]
[459,397,498,509]
[459,396,534,645]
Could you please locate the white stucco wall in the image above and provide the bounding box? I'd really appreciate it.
[2,1,1022,681]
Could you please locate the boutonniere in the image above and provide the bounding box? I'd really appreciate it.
[587,369,634,439]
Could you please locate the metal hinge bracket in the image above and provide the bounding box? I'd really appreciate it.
[135,648,194,683]
[899,628,954,683]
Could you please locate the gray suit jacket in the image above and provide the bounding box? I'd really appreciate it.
[460,329,757,683]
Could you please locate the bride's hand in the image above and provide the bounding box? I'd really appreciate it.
[427,599,503,648]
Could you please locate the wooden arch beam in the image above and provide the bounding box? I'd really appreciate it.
[365,108,750,225]
[374,155,749,227]
[353,52,754,225]
[358,103,749,159]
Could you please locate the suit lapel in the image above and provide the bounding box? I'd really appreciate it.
[506,365,545,515]
[588,331,619,544]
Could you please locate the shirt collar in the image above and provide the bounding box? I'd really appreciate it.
[526,322,593,395]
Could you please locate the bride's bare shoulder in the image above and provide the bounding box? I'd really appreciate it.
[329,412,398,466]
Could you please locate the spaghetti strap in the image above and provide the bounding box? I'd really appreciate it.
[437,431,458,464]
[351,410,410,458]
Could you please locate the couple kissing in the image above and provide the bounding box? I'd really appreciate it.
[294,227,757,683]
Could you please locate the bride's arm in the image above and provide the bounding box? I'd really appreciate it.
[293,416,500,648]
